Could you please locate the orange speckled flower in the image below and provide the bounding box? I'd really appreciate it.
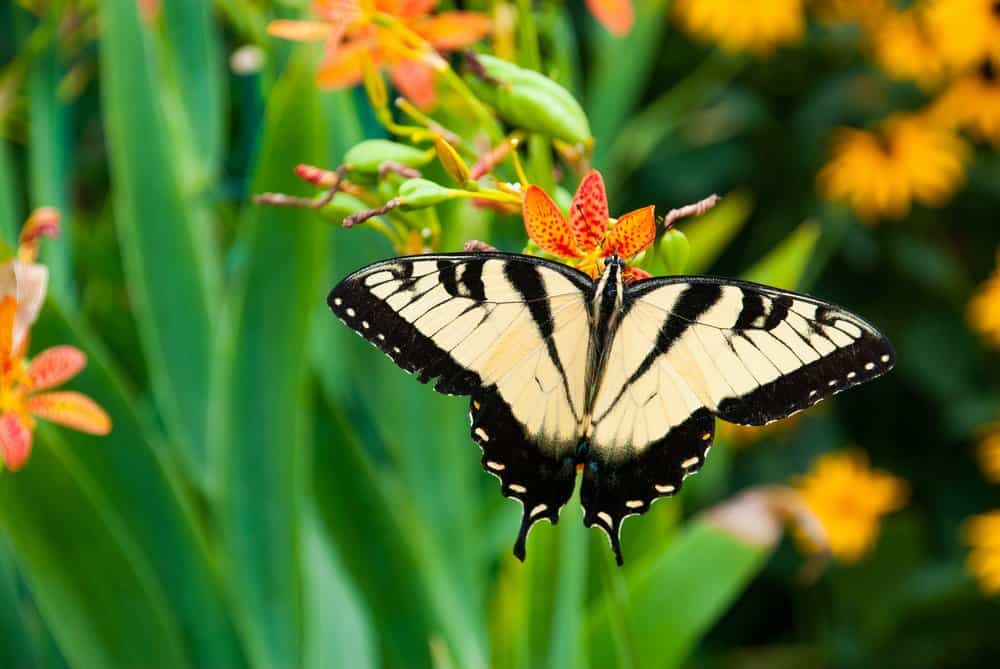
[794,450,907,562]
[0,210,111,472]
[522,170,655,282]
[268,0,491,108]
[673,0,804,55]
[817,114,969,221]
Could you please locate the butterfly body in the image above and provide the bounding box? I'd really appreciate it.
[329,252,894,564]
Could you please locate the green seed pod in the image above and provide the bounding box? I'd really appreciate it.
[659,228,690,275]
[465,55,592,145]
[398,179,459,209]
[344,140,431,173]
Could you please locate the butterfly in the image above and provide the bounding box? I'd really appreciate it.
[329,252,894,564]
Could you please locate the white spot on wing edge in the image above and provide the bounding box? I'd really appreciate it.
[881,354,891,363]
[486,460,505,471]
[333,297,343,306]
[474,427,490,442]
[681,456,699,468]
[865,362,875,370]
[509,483,527,494]
[597,511,614,527]
[625,500,644,509]
[530,503,548,517]
[346,307,356,317]
[655,484,676,494]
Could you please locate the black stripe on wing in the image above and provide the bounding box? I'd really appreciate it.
[627,276,895,427]
[470,388,576,561]
[580,409,715,565]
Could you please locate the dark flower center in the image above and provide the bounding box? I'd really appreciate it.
[981,59,998,83]
[994,0,1000,17]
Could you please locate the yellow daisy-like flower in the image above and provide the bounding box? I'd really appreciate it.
[868,7,945,87]
[672,0,805,55]
[931,59,1000,146]
[926,0,1000,69]
[794,450,908,562]
[977,426,1000,483]
[817,114,969,221]
[963,511,1000,594]
[968,250,1000,348]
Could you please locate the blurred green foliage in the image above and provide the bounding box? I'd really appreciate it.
[1,0,999,668]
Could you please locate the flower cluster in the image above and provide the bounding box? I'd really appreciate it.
[0,209,112,473]
[673,0,1000,222]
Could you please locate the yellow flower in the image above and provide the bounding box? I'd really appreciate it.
[931,59,1000,146]
[868,7,946,87]
[794,450,908,562]
[672,0,804,55]
[926,0,1000,69]
[968,250,1000,348]
[963,511,1000,594]
[817,114,969,221]
[978,426,1000,483]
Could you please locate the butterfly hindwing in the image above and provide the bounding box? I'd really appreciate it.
[581,408,714,565]
[471,388,577,561]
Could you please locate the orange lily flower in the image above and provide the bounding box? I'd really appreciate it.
[585,0,634,36]
[522,170,656,282]
[268,0,492,109]
[0,209,112,472]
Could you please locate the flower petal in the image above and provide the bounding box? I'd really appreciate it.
[29,346,88,391]
[267,20,335,42]
[0,413,33,471]
[389,59,438,110]
[12,260,48,353]
[523,186,581,258]
[569,170,609,252]
[622,266,652,284]
[0,294,14,361]
[384,0,438,20]
[585,0,634,36]
[317,40,371,88]
[414,12,492,51]
[605,205,656,259]
[29,392,112,436]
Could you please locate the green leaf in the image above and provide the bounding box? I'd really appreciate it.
[0,436,189,668]
[219,53,326,669]
[27,298,245,667]
[585,520,771,669]
[302,513,378,669]
[743,221,821,290]
[160,0,225,182]
[0,538,42,668]
[28,7,75,303]
[98,0,218,482]
[0,140,21,246]
[684,190,753,275]
[586,0,671,173]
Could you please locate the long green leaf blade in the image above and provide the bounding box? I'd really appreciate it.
[221,53,325,669]
[97,0,217,480]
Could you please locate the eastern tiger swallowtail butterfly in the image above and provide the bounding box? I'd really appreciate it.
[329,252,894,565]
